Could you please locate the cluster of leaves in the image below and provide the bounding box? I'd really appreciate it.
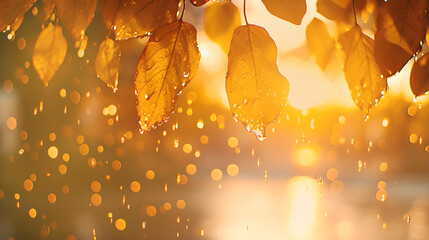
[312,0,429,115]
[2,0,429,141]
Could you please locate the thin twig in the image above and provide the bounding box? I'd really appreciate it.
[244,0,249,25]
[179,0,186,21]
[352,0,357,26]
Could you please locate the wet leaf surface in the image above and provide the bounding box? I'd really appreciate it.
[135,20,200,133]
[226,24,289,141]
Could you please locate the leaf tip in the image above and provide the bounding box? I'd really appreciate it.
[244,123,266,142]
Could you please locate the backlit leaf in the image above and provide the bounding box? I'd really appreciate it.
[135,21,200,133]
[10,15,24,33]
[410,54,429,97]
[42,0,55,23]
[317,0,351,22]
[374,0,428,77]
[339,25,386,115]
[54,0,97,41]
[102,0,121,29]
[191,0,209,7]
[226,24,289,141]
[204,1,241,53]
[306,18,334,71]
[113,0,180,41]
[95,39,121,92]
[33,24,68,86]
[261,0,306,25]
[0,0,35,32]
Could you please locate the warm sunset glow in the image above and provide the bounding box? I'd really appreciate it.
[286,177,319,239]
[295,147,318,167]
[2,0,429,239]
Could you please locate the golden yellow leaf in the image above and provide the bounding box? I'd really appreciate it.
[33,24,68,86]
[261,0,306,25]
[95,39,121,92]
[339,25,386,115]
[42,0,55,23]
[410,54,429,97]
[204,1,241,53]
[306,18,334,71]
[226,24,289,141]
[10,15,24,33]
[191,0,209,7]
[316,0,352,23]
[102,0,121,29]
[374,0,428,77]
[135,20,200,133]
[54,0,97,41]
[0,0,35,31]
[113,0,180,41]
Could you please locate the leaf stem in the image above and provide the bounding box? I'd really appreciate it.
[179,0,186,21]
[244,0,249,25]
[352,0,357,26]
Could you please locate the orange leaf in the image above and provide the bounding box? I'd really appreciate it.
[204,1,241,53]
[226,24,289,141]
[410,54,429,97]
[0,0,35,32]
[10,15,24,33]
[191,0,209,7]
[102,0,121,30]
[374,0,428,77]
[339,25,386,115]
[261,0,306,25]
[135,21,200,133]
[33,24,68,85]
[316,0,351,22]
[54,0,97,41]
[42,0,55,23]
[306,18,335,71]
[95,39,121,92]
[113,0,180,41]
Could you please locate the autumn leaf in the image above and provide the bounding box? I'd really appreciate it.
[33,24,68,86]
[204,1,241,53]
[316,0,352,23]
[374,0,428,77]
[261,0,306,25]
[339,25,386,115]
[410,54,429,97]
[306,18,334,71]
[102,0,121,30]
[42,0,55,23]
[135,21,200,133]
[113,0,180,41]
[10,15,24,33]
[226,24,289,141]
[0,0,35,32]
[95,39,121,92]
[354,0,380,22]
[191,0,209,7]
[54,0,97,41]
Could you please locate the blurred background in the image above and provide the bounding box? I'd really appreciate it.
[1,0,429,239]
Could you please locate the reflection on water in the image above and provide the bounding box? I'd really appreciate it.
[409,198,429,240]
[286,177,319,239]
[201,173,429,240]
[205,176,321,240]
